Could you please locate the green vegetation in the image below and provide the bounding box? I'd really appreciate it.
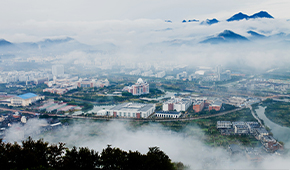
[0,137,188,170]
[158,108,259,147]
[263,101,290,127]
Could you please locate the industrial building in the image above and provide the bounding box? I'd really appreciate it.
[10,93,44,106]
[105,102,155,118]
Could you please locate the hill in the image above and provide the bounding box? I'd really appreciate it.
[227,11,274,22]
[200,30,249,44]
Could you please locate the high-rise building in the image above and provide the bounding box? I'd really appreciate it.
[52,65,64,77]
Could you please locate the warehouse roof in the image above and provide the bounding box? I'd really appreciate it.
[109,103,154,112]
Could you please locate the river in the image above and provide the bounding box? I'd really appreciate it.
[255,106,290,147]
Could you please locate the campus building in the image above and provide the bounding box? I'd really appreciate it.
[163,97,192,112]
[208,101,223,111]
[192,101,204,113]
[105,102,155,118]
[10,93,43,106]
[123,78,149,96]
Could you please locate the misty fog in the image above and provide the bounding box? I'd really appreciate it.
[5,118,290,169]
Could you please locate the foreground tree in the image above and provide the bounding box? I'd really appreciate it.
[0,138,187,170]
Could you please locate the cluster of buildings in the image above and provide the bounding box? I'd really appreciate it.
[43,76,110,95]
[174,65,232,82]
[217,121,283,153]
[0,111,37,138]
[160,96,223,118]
[0,70,52,84]
[236,78,290,94]
[162,96,192,112]
[127,69,166,78]
[123,78,149,96]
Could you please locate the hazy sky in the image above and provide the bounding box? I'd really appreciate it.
[1,0,289,23]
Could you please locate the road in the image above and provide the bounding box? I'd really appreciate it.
[46,106,246,122]
[247,105,265,128]
[1,106,246,122]
[0,107,37,115]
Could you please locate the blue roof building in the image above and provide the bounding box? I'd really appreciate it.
[17,93,38,99]
[11,93,41,106]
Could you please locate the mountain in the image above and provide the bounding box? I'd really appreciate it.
[38,37,74,47]
[249,11,274,19]
[227,11,274,22]
[200,30,249,44]
[0,39,13,46]
[0,39,19,52]
[182,19,199,23]
[247,30,266,39]
[200,18,219,25]
[227,12,249,22]
[188,19,199,22]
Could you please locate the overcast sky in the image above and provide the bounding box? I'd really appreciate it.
[1,0,289,23]
[0,0,289,44]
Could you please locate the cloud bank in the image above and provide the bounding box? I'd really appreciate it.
[4,119,290,169]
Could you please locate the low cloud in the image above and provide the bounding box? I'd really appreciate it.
[4,119,290,169]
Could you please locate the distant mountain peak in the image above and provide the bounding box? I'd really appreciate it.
[0,39,13,46]
[227,11,274,22]
[188,19,199,22]
[200,30,248,44]
[200,18,219,25]
[43,37,74,43]
[247,30,266,38]
[227,12,249,22]
[249,11,274,19]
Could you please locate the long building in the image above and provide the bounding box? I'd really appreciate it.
[155,111,182,118]
[106,102,155,118]
[10,93,43,106]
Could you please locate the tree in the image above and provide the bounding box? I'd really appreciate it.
[146,146,175,170]
[0,138,182,170]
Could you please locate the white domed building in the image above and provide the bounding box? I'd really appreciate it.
[123,78,149,95]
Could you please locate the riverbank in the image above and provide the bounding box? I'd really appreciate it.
[264,101,290,128]
[255,106,290,149]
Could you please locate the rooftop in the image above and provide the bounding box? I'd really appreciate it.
[17,93,38,99]
[109,103,154,112]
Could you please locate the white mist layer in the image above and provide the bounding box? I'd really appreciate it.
[4,119,290,169]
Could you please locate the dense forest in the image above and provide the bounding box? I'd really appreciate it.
[0,137,188,170]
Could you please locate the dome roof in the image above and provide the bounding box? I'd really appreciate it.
[137,78,144,84]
